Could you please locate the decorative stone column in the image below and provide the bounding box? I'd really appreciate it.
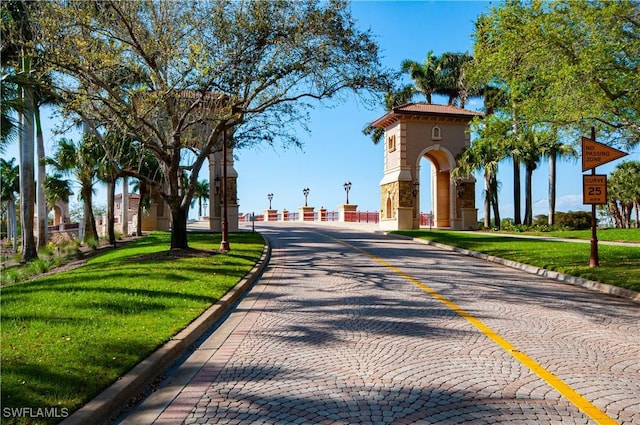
[456,178,478,230]
[299,206,315,221]
[208,147,239,232]
[319,207,327,221]
[338,204,358,222]
[264,209,278,221]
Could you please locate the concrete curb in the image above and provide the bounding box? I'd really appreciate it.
[59,234,272,425]
[389,233,640,304]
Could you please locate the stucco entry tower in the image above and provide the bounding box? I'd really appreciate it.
[208,146,239,232]
[372,103,482,231]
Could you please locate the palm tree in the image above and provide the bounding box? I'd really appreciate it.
[0,73,25,150]
[0,1,28,151]
[517,128,544,226]
[435,52,476,108]
[608,161,640,228]
[0,158,20,251]
[401,51,439,104]
[192,180,210,218]
[96,152,119,246]
[481,85,509,116]
[128,149,161,236]
[18,57,37,261]
[44,172,72,229]
[2,0,38,261]
[95,132,135,246]
[363,85,415,145]
[130,179,147,236]
[511,123,569,227]
[33,72,59,248]
[47,136,101,245]
[453,115,509,229]
[508,106,523,226]
[541,133,578,225]
[44,173,72,209]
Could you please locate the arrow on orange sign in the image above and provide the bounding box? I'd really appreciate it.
[581,137,628,172]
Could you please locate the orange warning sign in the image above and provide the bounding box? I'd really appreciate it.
[583,174,607,205]
[582,137,628,171]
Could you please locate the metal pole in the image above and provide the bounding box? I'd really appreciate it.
[589,127,598,267]
[220,128,230,252]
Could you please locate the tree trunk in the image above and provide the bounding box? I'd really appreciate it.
[136,182,146,236]
[548,152,556,225]
[8,198,17,252]
[82,185,99,245]
[524,163,535,226]
[107,179,116,246]
[513,158,521,225]
[490,175,500,229]
[622,202,632,229]
[483,172,491,228]
[635,201,639,229]
[169,201,189,250]
[511,108,521,226]
[122,176,129,235]
[19,56,38,262]
[609,201,623,228]
[35,106,47,248]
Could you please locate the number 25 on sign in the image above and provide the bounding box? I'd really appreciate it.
[582,175,607,205]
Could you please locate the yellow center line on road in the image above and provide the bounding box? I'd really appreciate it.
[323,232,617,425]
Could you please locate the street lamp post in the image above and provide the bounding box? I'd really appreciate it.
[219,129,230,252]
[214,176,221,195]
[303,187,310,207]
[267,193,273,209]
[343,181,352,204]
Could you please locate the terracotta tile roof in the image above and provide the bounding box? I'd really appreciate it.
[393,103,483,116]
[115,193,140,202]
[371,103,483,128]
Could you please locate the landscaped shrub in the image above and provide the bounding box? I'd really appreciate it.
[85,238,98,250]
[27,258,51,275]
[533,214,548,226]
[556,210,593,230]
[0,268,20,285]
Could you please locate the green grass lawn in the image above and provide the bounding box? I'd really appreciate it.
[0,231,264,425]
[498,227,640,243]
[394,229,640,293]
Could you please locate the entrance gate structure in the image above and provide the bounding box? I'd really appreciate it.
[371,103,481,231]
[208,147,239,232]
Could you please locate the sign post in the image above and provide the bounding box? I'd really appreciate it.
[581,128,628,267]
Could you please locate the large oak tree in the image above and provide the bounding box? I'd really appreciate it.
[34,0,392,249]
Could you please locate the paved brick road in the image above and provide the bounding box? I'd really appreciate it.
[119,223,640,425]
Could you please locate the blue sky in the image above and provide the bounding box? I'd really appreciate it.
[9,1,639,221]
[233,0,638,219]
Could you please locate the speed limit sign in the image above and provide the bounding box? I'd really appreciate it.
[583,175,607,205]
